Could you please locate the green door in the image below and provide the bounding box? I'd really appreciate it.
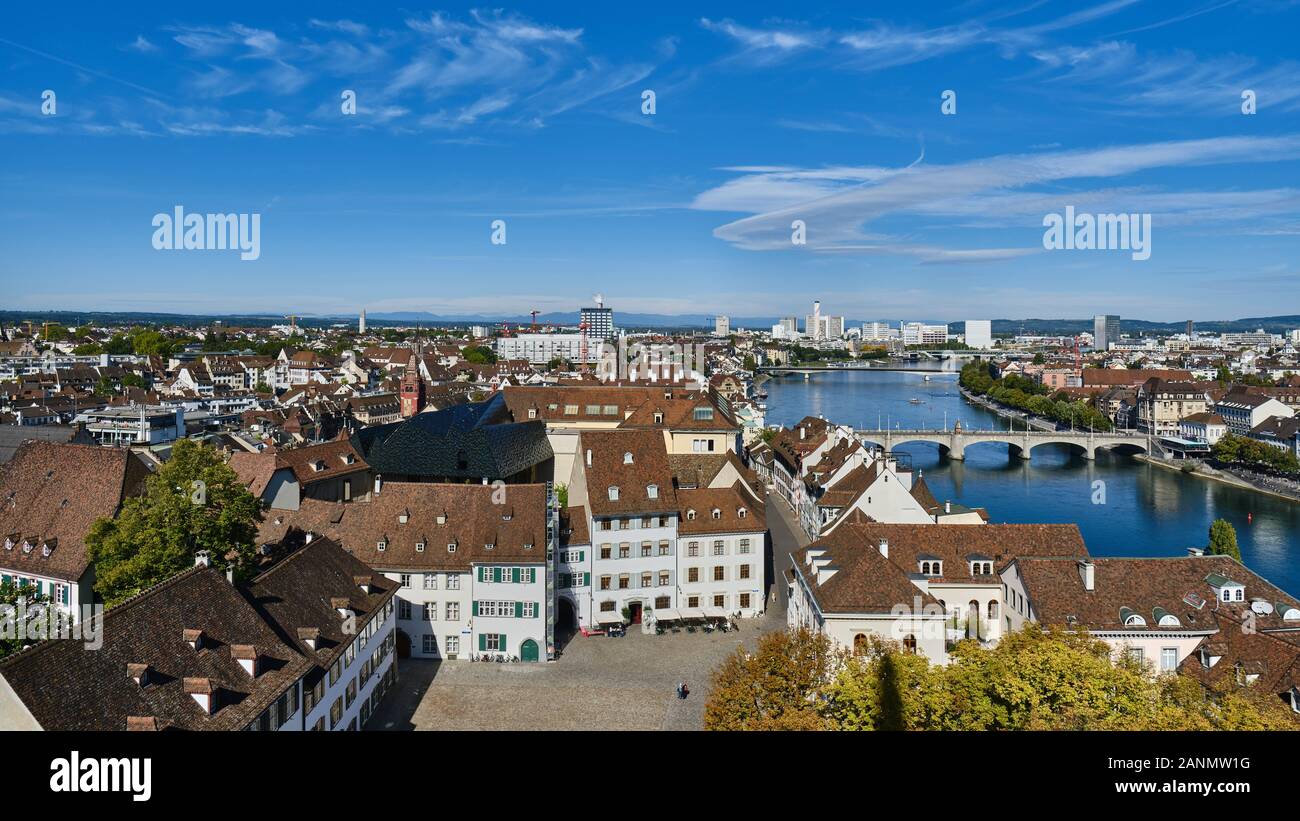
[520,639,539,663]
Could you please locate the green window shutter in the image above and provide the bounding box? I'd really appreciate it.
[471,600,479,616]
[583,572,590,586]
[494,567,502,583]
[515,601,523,618]
[478,633,486,651]
[533,602,540,618]
[512,568,520,583]
[579,550,584,562]
[477,567,484,582]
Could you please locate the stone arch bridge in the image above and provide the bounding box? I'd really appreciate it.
[856,427,1153,461]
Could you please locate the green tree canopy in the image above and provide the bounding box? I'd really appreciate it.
[86,439,263,607]
[704,627,842,730]
[1208,518,1242,562]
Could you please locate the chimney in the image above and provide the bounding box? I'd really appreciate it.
[297,627,321,651]
[1187,547,1205,557]
[1078,559,1095,591]
[585,449,592,467]
[878,538,888,558]
[799,426,806,440]
[194,550,211,569]
[374,474,382,495]
[232,645,259,677]
[225,565,235,584]
[183,677,215,714]
[944,501,952,514]
[305,531,315,544]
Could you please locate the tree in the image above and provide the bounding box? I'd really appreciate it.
[462,345,497,364]
[86,439,263,607]
[704,627,841,730]
[1032,352,1045,365]
[130,329,173,357]
[0,580,53,660]
[742,354,756,371]
[1208,519,1241,562]
[555,483,569,508]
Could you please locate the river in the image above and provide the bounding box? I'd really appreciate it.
[761,368,1300,595]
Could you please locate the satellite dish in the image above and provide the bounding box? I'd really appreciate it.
[1251,600,1274,615]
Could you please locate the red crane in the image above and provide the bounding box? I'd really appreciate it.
[530,310,540,331]
[579,319,589,373]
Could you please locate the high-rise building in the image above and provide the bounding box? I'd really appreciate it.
[861,322,898,341]
[359,309,366,334]
[804,300,822,340]
[779,317,797,337]
[901,322,949,346]
[1186,319,1194,339]
[581,296,614,341]
[965,320,992,349]
[714,316,730,336]
[1093,315,1120,351]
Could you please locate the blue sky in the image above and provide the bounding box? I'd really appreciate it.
[2,1,1299,322]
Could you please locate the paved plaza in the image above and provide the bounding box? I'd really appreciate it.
[369,494,808,731]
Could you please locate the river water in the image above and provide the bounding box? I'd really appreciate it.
[761,368,1300,595]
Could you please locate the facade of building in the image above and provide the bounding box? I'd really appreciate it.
[1214,392,1293,436]
[964,320,993,349]
[1093,314,1120,351]
[581,306,615,341]
[714,316,730,336]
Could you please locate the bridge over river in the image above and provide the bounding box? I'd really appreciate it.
[855,424,1154,461]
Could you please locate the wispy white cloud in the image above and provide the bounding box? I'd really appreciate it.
[693,136,1300,259]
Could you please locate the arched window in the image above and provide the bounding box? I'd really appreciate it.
[852,633,869,656]
[987,600,998,620]
[902,634,917,654]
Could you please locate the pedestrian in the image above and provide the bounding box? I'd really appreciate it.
[681,682,690,700]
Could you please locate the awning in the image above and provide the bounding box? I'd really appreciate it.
[653,608,680,622]
[594,612,624,626]
[679,607,705,620]
[703,607,727,620]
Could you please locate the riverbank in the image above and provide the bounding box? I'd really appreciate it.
[1134,454,1300,504]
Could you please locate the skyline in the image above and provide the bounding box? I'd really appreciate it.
[4,1,1300,319]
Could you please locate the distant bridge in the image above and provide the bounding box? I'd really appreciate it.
[855,426,1153,461]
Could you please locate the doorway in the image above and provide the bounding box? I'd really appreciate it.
[520,639,539,663]
[628,601,643,624]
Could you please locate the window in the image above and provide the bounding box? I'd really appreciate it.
[600,545,612,560]
[618,574,630,589]
[693,407,714,421]
[711,508,721,520]
[713,594,725,608]
[1161,647,1178,672]
[399,600,412,620]
[399,574,411,588]
[600,600,617,612]
[655,596,671,609]
[445,635,459,655]
[739,564,751,580]
[1127,647,1145,666]
[713,566,725,582]
[659,571,670,587]
[600,575,611,591]
[688,541,700,557]
[712,540,725,556]
[425,603,438,621]
[619,543,630,559]
[686,509,696,521]
[688,568,699,583]
[446,602,460,621]
[421,635,438,655]
[345,678,357,709]
[608,486,620,501]
[523,602,537,618]
[329,696,343,729]
[738,508,747,519]
[987,600,998,619]
[483,634,502,652]
[641,541,652,557]
[902,635,917,654]
[623,451,634,464]
[739,539,751,554]
[641,572,652,588]
[599,520,612,531]
[647,484,658,499]
[446,575,460,590]
[687,596,699,608]
[378,539,387,553]
[739,593,751,609]
[564,404,578,415]
[423,574,438,590]
[658,541,670,556]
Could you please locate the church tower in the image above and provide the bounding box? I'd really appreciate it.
[399,352,424,418]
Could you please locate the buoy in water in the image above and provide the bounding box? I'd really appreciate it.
[1247,512,1253,523]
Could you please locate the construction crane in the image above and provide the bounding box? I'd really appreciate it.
[284,315,298,332]
[530,310,540,331]
[579,319,589,373]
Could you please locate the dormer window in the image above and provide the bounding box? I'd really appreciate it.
[447,542,457,553]
[523,542,534,551]
[398,510,409,524]
[647,484,659,500]
[738,508,747,519]
[21,539,33,554]
[41,539,55,557]
[437,512,447,525]
[415,541,426,553]
[623,452,634,464]
[377,538,387,552]
[653,412,664,424]
[919,561,942,577]
[528,408,537,419]
[686,509,696,520]
[608,486,620,501]
[1120,607,1147,627]
[711,508,721,520]
[484,543,495,551]
[693,407,714,421]
[313,460,326,472]
[969,561,992,576]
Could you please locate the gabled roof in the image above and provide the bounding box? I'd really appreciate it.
[578,429,677,517]
[350,393,552,480]
[0,442,151,581]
